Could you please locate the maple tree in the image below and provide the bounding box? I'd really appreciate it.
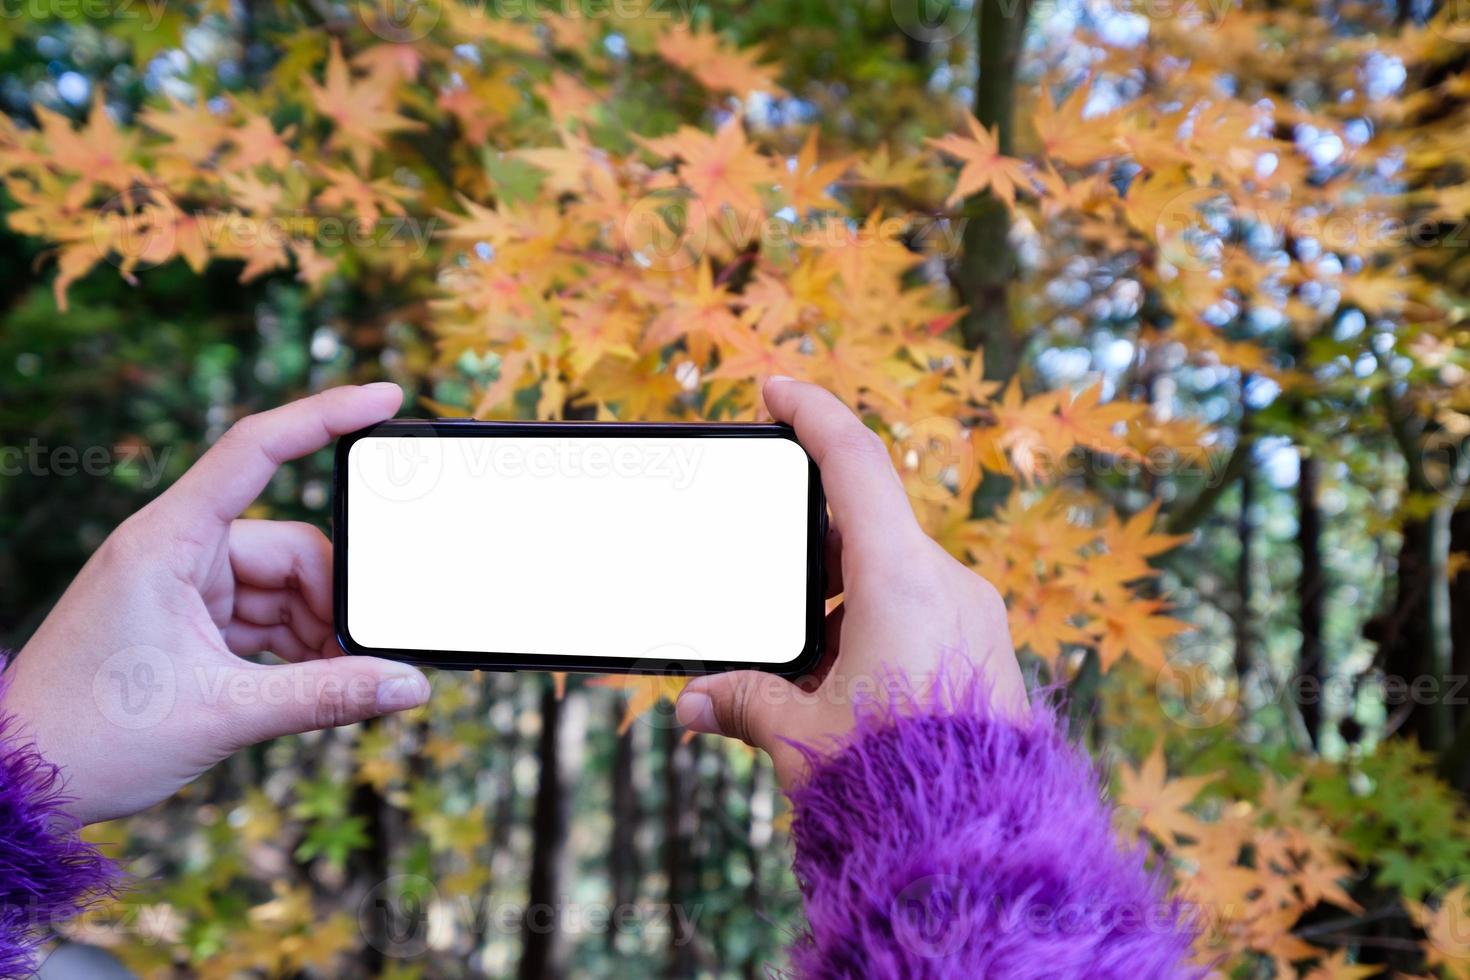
[2,0,1470,976]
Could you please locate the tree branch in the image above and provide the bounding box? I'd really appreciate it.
[1381,383,1428,493]
[1163,433,1252,535]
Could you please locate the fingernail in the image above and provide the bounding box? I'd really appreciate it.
[376,672,430,711]
[675,692,720,734]
[364,381,400,392]
[768,375,793,384]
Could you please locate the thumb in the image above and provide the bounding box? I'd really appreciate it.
[229,657,431,744]
[676,671,796,750]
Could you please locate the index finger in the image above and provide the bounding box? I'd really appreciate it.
[762,377,920,558]
[167,383,403,523]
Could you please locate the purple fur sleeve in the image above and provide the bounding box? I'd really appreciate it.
[785,684,1201,979]
[0,694,117,977]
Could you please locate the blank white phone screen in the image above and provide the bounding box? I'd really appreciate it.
[346,434,812,666]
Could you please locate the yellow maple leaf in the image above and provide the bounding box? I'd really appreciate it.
[589,674,689,733]
[849,141,929,189]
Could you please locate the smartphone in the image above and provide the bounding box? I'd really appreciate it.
[333,420,826,677]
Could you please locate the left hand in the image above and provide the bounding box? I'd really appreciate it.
[2,383,432,825]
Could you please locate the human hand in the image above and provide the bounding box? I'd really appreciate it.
[674,378,1025,790]
[1,384,432,825]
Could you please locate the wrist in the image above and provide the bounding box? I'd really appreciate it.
[0,676,118,975]
[1,651,92,824]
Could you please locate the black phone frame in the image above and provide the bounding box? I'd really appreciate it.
[333,418,827,679]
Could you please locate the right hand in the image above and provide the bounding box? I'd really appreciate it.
[674,377,1026,791]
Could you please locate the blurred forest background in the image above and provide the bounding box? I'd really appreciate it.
[4,0,1470,976]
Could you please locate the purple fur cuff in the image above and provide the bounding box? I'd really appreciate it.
[785,677,1201,979]
[0,683,117,977]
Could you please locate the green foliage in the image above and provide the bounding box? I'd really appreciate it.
[1308,740,1470,901]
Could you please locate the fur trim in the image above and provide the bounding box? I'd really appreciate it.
[784,666,1202,979]
[0,668,117,978]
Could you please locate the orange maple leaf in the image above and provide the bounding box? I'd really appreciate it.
[538,72,601,129]
[639,117,774,221]
[306,41,422,171]
[139,96,232,164]
[988,382,1062,482]
[35,94,138,191]
[1030,83,1120,167]
[1050,384,1146,459]
[1008,584,1094,661]
[1092,597,1192,671]
[656,23,785,97]
[223,114,295,173]
[1098,500,1191,583]
[1302,949,1381,980]
[927,114,1032,209]
[1117,744,1215,844]
[779,131,849,214]
[1407,884,1470,975]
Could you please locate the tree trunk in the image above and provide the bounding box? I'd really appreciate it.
[1426,497,1458,750]
[663,726,698,978]
[957,0,1031,518]
[1370,436,1470,773]
[519,683,587,980]
[607,705,639,952]
[488,673,521,895]
[1235,436,1255,681]
[741,758,774,980]
[1295,449,1326,749]
[956,0,1030,380]
[348,758,393,976]
[1372,516,1433,740]
[1445,508,1470,788]
[1428,446,1470,771]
